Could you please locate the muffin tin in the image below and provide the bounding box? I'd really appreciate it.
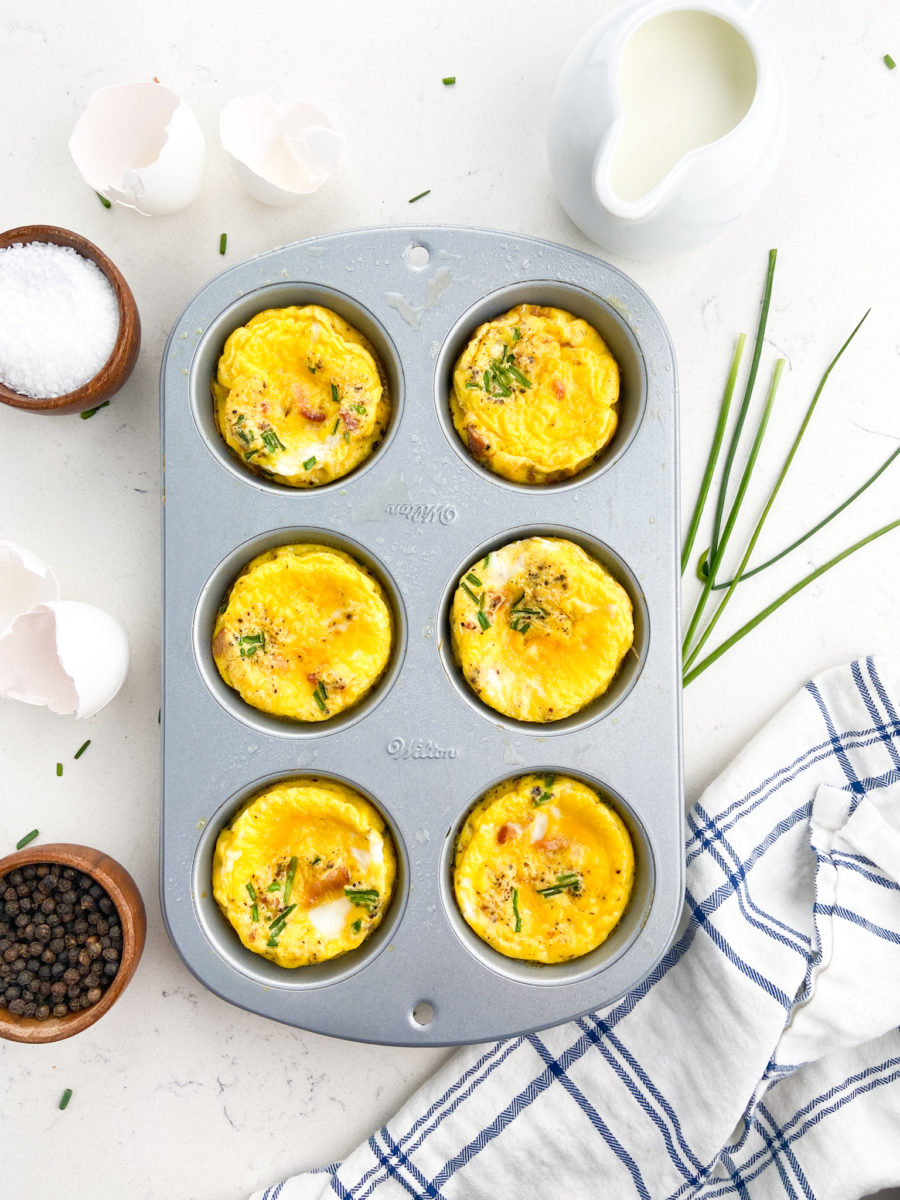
[160,225,684,1046]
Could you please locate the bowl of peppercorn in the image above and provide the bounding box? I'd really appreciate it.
[0,843,146,1043]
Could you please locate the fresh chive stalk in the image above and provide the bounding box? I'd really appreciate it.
[409,189,431,203]
[313,680,328,713]
[56,763,63,777]
[16,830,39,850]
[59,1088,73,1110]
[331,384,339,403]
[303,455,317,470]
[283,856,298,905]
[74,740,91,760]
[885,53,897,69]
[685,518,900,685]
[345,887,379,913]
[352,918,363,933]
[512,888,522,932]
[219,233,228,255]
[261,429,287,454]
[238,632,265,658]
[81,401,110,420]
[682,334,746,575]
[537,872,582,898]
[96,192,112,209]
[476,610,490,631]
[442,76,456,85]
[245,881,257,901]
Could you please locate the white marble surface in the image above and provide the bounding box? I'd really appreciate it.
[1,2,898,1197]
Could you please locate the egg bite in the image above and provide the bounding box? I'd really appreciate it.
[453,774,634,963]
[213,304,390,486]
[212,543,393,722]
[212,778,397,967]
[450,303,619,484]
[449,536,634,723]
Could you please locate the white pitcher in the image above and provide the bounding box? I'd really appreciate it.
[547,0,787,259]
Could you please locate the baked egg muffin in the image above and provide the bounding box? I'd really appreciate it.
[450,303,619,484]
[213,304,390,486]
[449,536,634,723]
[212,543,393,722]
[453,773,634,963]
[212,778,397,967]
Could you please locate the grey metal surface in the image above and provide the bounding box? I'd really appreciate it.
[159,225,684,1046]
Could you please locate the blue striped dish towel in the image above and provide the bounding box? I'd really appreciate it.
[253,657,900,1200]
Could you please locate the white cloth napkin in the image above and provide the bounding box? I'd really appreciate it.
[252,657,900,1200]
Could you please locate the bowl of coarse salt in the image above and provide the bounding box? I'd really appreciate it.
[0,225,140,416]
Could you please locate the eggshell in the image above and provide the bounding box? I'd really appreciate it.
[69,82,206,216]
[0,600,129,719]
[219,96,342,206]
[0,541,60,636]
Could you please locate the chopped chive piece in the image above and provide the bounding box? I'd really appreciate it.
[267,881,282,892]
[544,774,556,789]
[537,872,582,897]
[236,413,245,425]
[308,363,317,374]
[251,903,259,923]
[476,610,491,631]
[465,572,482,587]
[465,381,479,389]
[267,936,279,948]
[268,902,297,926]
[352,918,363,933]
[311,856,321,866]
[56,762,63,777]
[261,429,287,454]
[238,631,266,657]
[16,829,39,850]
[313,680,328,713]
[243,449,259,460]
[512,327,521,342]
[219,232,227,255]
[303,455,317,470]
[343,431,350,443]
[482,552,492,567]
[351,402,367,415]
[409,189,431,203]
[512,888,522,933]
[80,400,110,419]
[533,790,553,806]
[345,887,379,912]
[507,364,532,389]
[442,76,456,85]
[96,192,112,209]
[245,881,257,901]
[332,417,341,435]
[59,1088,73,1110]
[284,856,298,905]
[331,384,339,403]
[460,580,480,605]
[885,53,896,69]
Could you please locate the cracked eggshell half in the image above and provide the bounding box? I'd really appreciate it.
[0,600,129,719]
[69,82,206,216]
[0,541,60,636]
[219,95,343,206]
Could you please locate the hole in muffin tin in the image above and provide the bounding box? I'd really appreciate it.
[411,1000,435,1026]
[437,524,648,735]
[439,768,655,987]
[192,770,409,990]
[189,282,405,495]
[193,527,408,739]
[434,279,647,492]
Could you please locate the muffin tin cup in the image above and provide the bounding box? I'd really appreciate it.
[161,225,684,1046]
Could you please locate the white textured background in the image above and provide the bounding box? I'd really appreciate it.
[1,2,898,1197]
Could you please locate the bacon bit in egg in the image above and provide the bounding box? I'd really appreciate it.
[291,382,327,422]
[497,822,522,845]
[552,379,565,400]
[536,836,569,853]
[307,866,351,902]
[466,425,488,456]
[339,407,361,432]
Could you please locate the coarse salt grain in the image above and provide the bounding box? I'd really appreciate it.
[0,241,120,399]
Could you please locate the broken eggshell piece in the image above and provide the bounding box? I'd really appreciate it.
[0,600,129,719]
[219,96,343,206]
[0,541,60,636]
[69,82,206,216]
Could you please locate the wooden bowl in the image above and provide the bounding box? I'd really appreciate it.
[0,225,141,416]
[0,843,146,1043]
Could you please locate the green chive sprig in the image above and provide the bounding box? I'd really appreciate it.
[681,252,899,684]
[885,53,896,69]
[313,680,328,713]
[81,401,110,420]
[16,830,39,850]
[512,888,522,932]
[442,76,456,85]
[74,740,91,760]
[261,429,287,455]
[238,632,266,658]
[537,872,582,898]
[59,1088,73,1110]
[56,762,63,777]
[96,192,112,209]
[345,887,379,913]
[219,233,228,255]
[283,856,298,905]
[409,189,431,203]
[303,455,317,471]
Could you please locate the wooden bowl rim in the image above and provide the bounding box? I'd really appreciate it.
[0,224,140,415]
[0,842,146,1043]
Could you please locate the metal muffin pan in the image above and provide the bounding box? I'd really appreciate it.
[160,224,684,1046]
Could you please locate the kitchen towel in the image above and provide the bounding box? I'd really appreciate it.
[253,656,900,1200]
